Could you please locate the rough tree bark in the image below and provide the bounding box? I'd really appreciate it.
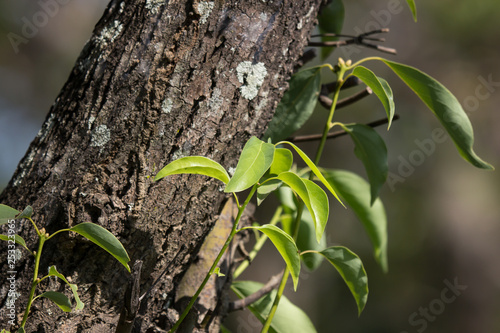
[0,0,327,331]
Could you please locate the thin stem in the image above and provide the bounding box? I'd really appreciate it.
[169,185,258,333]
[233,207,283,279]
[20,234,46,328]
[45,228,71,241]
[27,217,41,236]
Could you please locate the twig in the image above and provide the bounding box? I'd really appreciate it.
[228,272,283,312]
[287,114,400,143]
[309,28,397,55]
[319,87,373,110]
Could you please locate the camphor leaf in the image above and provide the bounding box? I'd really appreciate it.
[70,223,131,272]
[405,0,417,22]
[276,172,329,244]
[351,66,395,129]
[380,59,493,170]
[0,204,20,225]
[278,141,344,206]
[296,210,326,271]
[0,234,31,254]
[257,148,293,205]
[325,170,388,272]
[317,0,345,59]
[337,123,388,205]
[16,206,33,219]
[242,224,300,291]
[36,291,72,312]
[257,179,282,206]
[225,137,275,193]
[309,246,368,316]
[46,265,84,310]
[231,280,317,333]
[155,156,230,184]
[263,67,322,143]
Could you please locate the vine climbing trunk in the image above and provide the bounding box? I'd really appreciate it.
[0,0,327,331]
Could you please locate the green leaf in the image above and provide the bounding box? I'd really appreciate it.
[296,210,326,271]
[276,172,328,244]
[0,204,20,225]
[263,67,322,143]
[225,137,275,193]
[268,148,293,176]
[155,156,230,184]
[318,0,345,59]
[325,170,388,272]
[0,234,31,254]
[16,206,33,219]
[69,222,131,272]
[312,246,368,315]
[338,123,388,205]
[231,280,317,333]
[46,265,84,310]
[351,66,395,129]
[278,141,344,206]
[243,224,300,291]
[36,291,72,312]
[380,59,493,170]
[257,179,283,206]
[406,0,417,22]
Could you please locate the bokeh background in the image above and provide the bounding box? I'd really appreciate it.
[1,1,499,332]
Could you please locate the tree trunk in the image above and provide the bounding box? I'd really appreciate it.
[0,0,325,331]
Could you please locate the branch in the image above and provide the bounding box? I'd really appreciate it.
[319,87,373,110]
[309,28,397,55]
[228,272,283,312]
[287,114,400,143]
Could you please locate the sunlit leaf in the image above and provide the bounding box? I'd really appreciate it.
[70,223,131,272]
[351,66,395,129]
[338,123,388,205]
[242,224,300,291]
[318,0,345,59]
[46,265,84,310]
[276,172,328,244]
[325,170,388,272]
[257,179,283,206]
[225,137,275,193]
[268,148,293,176]
[380,59,493,170]
[278,142,344,206]
[311,246,368,315]
[155,156,230,184]
[0,204,20,225]
[36,291,72,312]
[264,67,322,143]
[232,280,317,333]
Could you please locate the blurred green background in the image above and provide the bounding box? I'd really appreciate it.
[1,1,499,332]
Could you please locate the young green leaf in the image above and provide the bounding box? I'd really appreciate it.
[268,148,293,176]
[16,206,33,219]
[311,246,368,315]
[225,137,275,193]
[337,123,388,205]
[0,234,31,254]
[257,179,283,206]
[263,67,322,143]
[296,210,326,272]
[46,265,84,310]
[405,0,417,22]
[278,141,344,206]
[277,172,329,244]
[232,280,317,333]
[380,59,493,170]
[325,170,388,272]
[69,223,131,272]
[36,291,72,312]
[0,204,20,225]
[351,66,395,129]
[242,224,300,291]
[154,156,230,184]
[317,0,345,59]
